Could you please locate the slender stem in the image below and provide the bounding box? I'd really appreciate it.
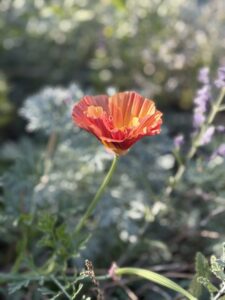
[51,275,73,300]
[219,104,225,112]
[166,87,225,196]
[95,274,111,280]
[44,131,58,175]
[75,155,119,234]
[213,283,225,300]
[0,272,110,284]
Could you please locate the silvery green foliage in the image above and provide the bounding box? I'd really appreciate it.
[190,246,225,299]
[19,84,83,133]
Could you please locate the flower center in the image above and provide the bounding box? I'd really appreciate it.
[86,106,104,118]
[129,117,140,127]
[118,117,140,131]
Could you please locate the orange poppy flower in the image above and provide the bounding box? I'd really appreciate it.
[72,91,163,155]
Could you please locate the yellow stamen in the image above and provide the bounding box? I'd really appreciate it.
[117,117,140,131]
[86,106,104,118]
[129,117,140,127]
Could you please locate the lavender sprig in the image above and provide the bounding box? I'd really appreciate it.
[193,68,211,129]
[200,126,215,146]
[166,66,225,196]
[198,67,210,84]
[211,144,225,160]
[215,67,225,89]
[174,134,184,149]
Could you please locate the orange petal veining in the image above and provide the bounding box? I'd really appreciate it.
[72,91,163,155]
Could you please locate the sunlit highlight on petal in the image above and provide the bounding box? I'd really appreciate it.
[85,106,104,118]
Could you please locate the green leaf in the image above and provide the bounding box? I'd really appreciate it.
[191,252,218,296]
[37,235,54,248]
[37,214,57,233]
[55,224,71,248]
[38,286,55,296]
[18,213,33,226]
[195,252,210,278]
[210,255,225,281]
[73,233,91,257]
[116,267,197,300]
[189,274,203,298]
[197,277,218,293]
[8,279,30,294]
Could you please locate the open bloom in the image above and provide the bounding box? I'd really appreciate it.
[72,91,162,155]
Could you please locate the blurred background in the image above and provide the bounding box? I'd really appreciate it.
[1,0,225,142]
[1,1,225,299]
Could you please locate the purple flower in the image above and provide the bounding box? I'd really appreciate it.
[211,144,225,160]
[193,70,211,129]
[194,85,211,109]
[197,84,211,98]
[216,125,225,133]
[198,67,210,84]
[200,126,215,145]
[194,97,207,113]
[174,134,184,149]
[193,108,206,128]
[216,144,225,157]
[214,67,225,88]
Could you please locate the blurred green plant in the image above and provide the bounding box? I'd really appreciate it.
[1,1,225,298]
[189,244,225,300]
[1,0,225,112]
[0,73,13,128]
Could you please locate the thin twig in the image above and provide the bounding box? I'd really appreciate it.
[213,283,225,300]
[44,131,58,174]
[118,282,138,300]
[51,275,73,300]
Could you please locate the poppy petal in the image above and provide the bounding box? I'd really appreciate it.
[72,91,163,155]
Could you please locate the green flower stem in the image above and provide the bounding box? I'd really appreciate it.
[166,87,225,196]
[75,155,119,234]
[0,272,110,284]
[44,131,58,175]
[213,283,225,300]
[51,275,73,300]
[219,104,225,112]
[115,267,197,300]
